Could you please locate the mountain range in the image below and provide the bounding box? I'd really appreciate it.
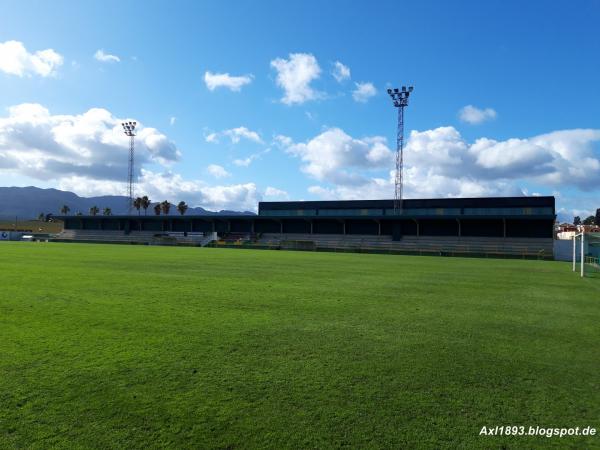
[0,187,255,219]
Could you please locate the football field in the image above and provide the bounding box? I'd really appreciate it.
[1,242,598,449]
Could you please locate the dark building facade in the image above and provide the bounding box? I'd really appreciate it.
[58,196,555,240]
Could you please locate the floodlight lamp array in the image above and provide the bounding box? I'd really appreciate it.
[121,121,137,136]
[387,86,414,107]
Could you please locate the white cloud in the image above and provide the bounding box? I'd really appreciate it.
[403,168,524,199]
[282,128,393,186]
[308,170,523,202]
[332,61,351,82]
[352,82,377,103]
[225,127,262,144]
[233,157,253,167]
[205,132,218,143]
[134,170,261,212]
[270,53,322,104]
[303,126,600,202]
[169,117,176,126]
[459,105,497,124]
[307,185,336,199]
[205,126,263,144]
[207,164,231,178]
[204,71,253,91]
[404,126,600,190]
[0,103,180,183]
[0,105,270,212]
[54,170,262,213]
[0,40,63,77]
[198,182,260,211]
[57,176,125,197]
[233,148,270,167]
[273,134,294,148]
[264,186,289,199]
[94,49,120,63]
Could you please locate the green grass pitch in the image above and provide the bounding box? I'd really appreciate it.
[1,242,599,449]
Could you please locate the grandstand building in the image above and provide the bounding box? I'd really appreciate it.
[56,196,555,258]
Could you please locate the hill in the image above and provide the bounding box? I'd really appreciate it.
[0,186,255,218]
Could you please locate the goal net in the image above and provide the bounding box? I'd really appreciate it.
[585,234,600,278]
[573,233,600,278]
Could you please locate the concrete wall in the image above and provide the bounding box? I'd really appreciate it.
[554,239,576,262]
[555,235,600,261]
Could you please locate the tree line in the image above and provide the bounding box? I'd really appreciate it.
[53,196,189,217]
[573,209,600,226]
[131,196,188,216]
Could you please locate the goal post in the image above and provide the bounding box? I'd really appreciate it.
[572,233,577,273]
[572,233,584,277]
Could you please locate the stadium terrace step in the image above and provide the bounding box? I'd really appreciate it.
[256,233,553,258]
[54,230,552,258]
[54,230,217,246]
[219,232,259,244]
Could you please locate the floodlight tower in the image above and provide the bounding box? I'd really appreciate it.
[122,121,137,214]
[387,86,414,214]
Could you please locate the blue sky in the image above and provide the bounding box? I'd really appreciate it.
[0,0,599,218]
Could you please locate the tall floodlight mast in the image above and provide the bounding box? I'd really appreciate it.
[121,121,137,214]
[387,86,414,214]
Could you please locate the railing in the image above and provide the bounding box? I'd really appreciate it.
[211,236,552,259]
[585,256,600,267]
[54,230,553,258]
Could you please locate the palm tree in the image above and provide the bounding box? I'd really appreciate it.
[60,205,70,215]
[89,206,100,216]
[177,201,188,216]
[103,207,112,216]
[141,196,151,215]
[153,204,161,215]
[133,197,143,215]
[160,200,171,215]
[38,213,45,221]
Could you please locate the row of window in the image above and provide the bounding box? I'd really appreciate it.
[319,209,384,216]
[260,209,318,216]
[260,207,554,217]
[463,207,553,215]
